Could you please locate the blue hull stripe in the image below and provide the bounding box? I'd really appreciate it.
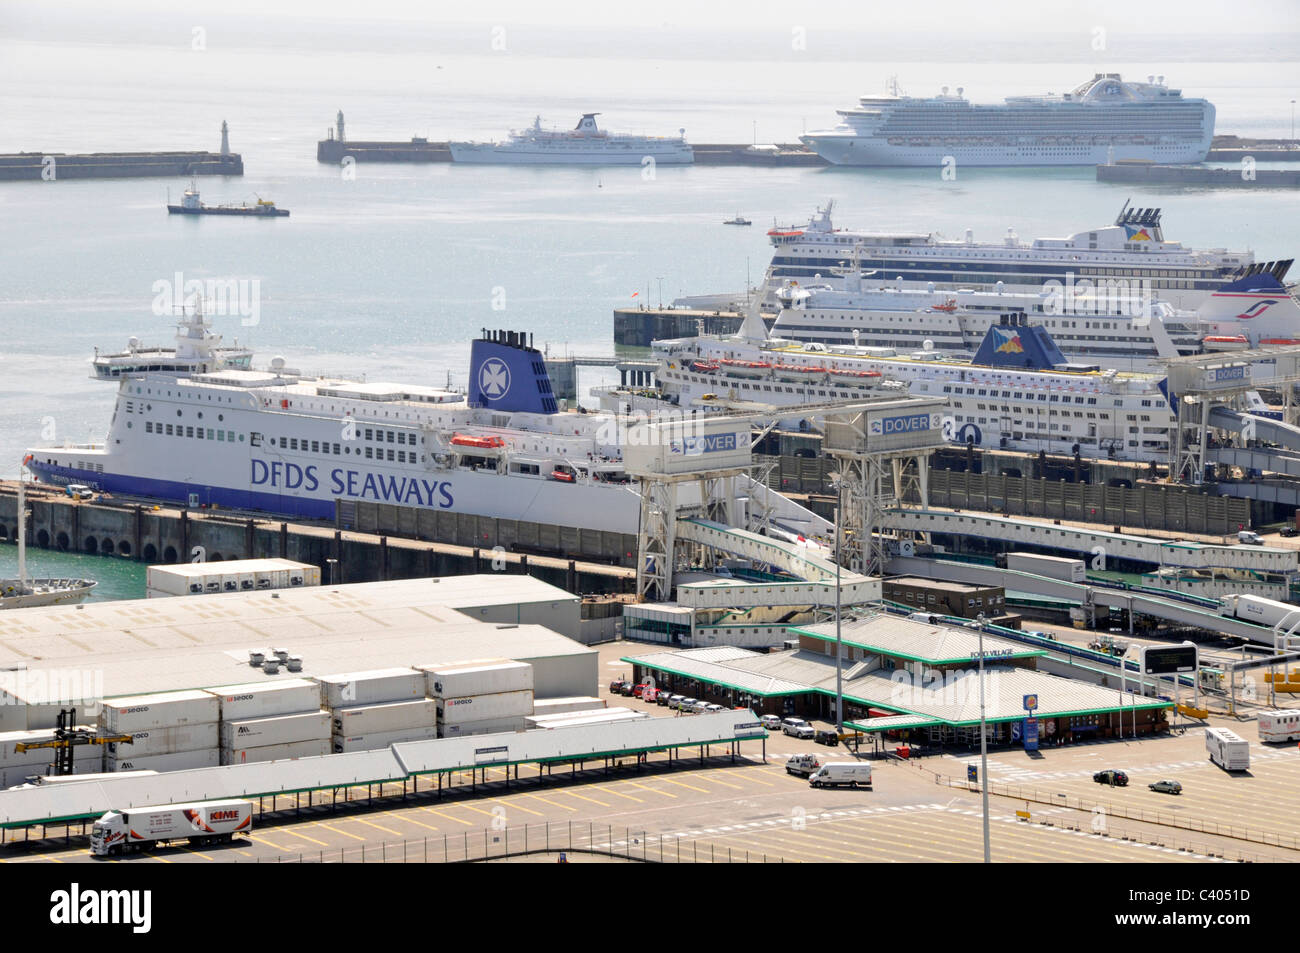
[29,462,334,521]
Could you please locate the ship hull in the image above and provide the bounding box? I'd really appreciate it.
[800,137,1209,167]
[167,205,289,217]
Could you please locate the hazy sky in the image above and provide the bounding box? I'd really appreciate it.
[15,0,1300,34]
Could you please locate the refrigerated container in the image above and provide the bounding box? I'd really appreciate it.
[105,722,219,758]
[220,710,330,748]
[420,660,535,698]
[0,727,100,767]
[438,716,527,739]
[526,709,647,730]
[220,739,332,765]
[437,689,534,726]
[331,699,436,735]
[100,690,221,733]
[204,679,323,720]
[531,696,606,716]
[315,668,425,708]
[331,726,438,752]
[104,747,220,773]
[1005,553,1086,583]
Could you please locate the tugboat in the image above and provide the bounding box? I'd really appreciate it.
[167,181,290,217]
[1,459,97,610]
[723,214,752,226]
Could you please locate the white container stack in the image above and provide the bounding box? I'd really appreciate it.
[320,671,435,752]
[532,697,607,717]
[421,660,535,739]
[206,678,330,766]
[101,690,220,773]
[526,707,648,731]
[0,727,102,787]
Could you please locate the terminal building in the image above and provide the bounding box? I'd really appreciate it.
[881,577,1018,627]
[626,613,1171,748]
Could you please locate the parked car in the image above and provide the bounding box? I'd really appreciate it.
[705,703,726,713]
[1093,769,1129,786]
[677,697,699,712]
[781,717,815,739]
[667,694,685,709]
[692,701,711,714]
[631,683,653,699]
[784,753,823,778]
[608,679,631,695]
[1282,526,1299,538]
[1149,779,1182,795]
[760,714,783,732]
[655,690,672,705]
[814,729,840,747]
[809,762,873,789]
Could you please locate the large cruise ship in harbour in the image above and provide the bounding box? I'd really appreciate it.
[799,74,1215,167]
[25,315,824,539]
[449,113,693,165]
[763,201,1259,310]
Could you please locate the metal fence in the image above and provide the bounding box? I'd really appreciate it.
[243,821,786,864]
[936,775,1299,852]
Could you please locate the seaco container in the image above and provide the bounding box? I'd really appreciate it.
[106,723,220,758]
[437,689,533,726]
[438,716,527,738]
[104,747,220,773]
[420,660,534,699]
[220,710,331,748]
[101,690,221,733]
[315,668,426,709]
[332,726,438,753]
[204,679,323,721]
[331,699,436,736]
[220,739,332,765]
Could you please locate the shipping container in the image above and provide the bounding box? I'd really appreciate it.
[420,660,534,698]
[100,690,221,733]
[104,747,220,773]
[204,679,322,721]
[331,699,435,735]
[315,668,425,708]
[220,710,330,748]
[437,689,534,726]
[106,722,219,758]
[331,726,438,753]
[146,559,320,598]
[1005,553,1086,583]
[438,716,527,739]
[526,709,648,730]
[530,696,606,716]
[220,739,331,765]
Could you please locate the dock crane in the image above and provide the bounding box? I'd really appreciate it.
[13,709,132,777]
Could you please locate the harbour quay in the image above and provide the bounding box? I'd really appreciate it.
[1097,161,1300,188]
[0,151,243,181]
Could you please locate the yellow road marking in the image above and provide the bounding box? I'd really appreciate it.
[483,796,545,817]
[616,778,678,799]
[657,776,711,795]
[513,791,579,812]
[249,833,293,851]
[419,806,475,826]
[346,816,402,837]
[312,822,366,842]
[177,845,214,861]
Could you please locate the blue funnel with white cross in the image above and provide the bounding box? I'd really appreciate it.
[468,329,558,414]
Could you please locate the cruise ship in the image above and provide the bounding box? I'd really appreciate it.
[639,310,1184,462]
[799,74,1214,167]
[449,113,693,165]
[763,202,1258,309]
[25,316,824,539]
[761,261,1299,372]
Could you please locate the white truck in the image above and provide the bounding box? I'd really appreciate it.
[1005,553,1086,583]
[1257,709,1300,744]
[808,762,873,789]
[89,799,253,856]
[1205,727,1250,772]
[1218,594,1300,629]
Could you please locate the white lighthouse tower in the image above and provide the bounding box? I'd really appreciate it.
[220,119,230,155]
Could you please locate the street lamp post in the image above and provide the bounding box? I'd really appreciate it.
[976,617,991,863]
[835,481,844,736]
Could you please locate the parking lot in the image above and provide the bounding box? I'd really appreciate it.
[1,643,1294,864]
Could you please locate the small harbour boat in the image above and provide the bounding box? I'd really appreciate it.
[167,180,290,217]
[1,461,96,611]
[724,215,752,226]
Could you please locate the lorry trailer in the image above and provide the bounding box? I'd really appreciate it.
[1005,553,1086,583]
[1258,709,1300,744]
[90,798,253,856]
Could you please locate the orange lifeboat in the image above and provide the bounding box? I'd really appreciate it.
[451,433,506,449]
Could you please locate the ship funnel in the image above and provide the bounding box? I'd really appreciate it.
[468,329,559,414]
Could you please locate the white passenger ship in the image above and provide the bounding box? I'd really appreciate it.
[762,259,1300,372]
[800,74,1214,167]
[762,201,1260,310]
[449,113,693,165]
[26,317,823,538]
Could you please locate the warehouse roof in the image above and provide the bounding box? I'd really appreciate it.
[147,558,316,578]
[0,575,578,666]
[791,614,1043,665]
[627,645,1168,727]
[1,621,593,703]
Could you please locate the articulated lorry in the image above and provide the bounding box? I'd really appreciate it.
[90,799,253,856]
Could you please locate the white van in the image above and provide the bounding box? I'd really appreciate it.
[808,762,873,789]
